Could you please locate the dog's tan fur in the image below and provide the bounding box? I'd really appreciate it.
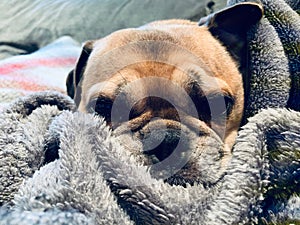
[67,3,263,185]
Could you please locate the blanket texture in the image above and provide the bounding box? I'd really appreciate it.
[226,0,300,119]
[0,0,299,224]
[0,36,80,111]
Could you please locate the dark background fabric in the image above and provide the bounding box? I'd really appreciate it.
[0,0,227,59]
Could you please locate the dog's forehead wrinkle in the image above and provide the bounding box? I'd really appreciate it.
[93,28,180,60]
[185,72,228,98]
[87,82,115,101]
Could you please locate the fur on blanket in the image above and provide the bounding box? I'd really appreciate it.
[0,0,299,224]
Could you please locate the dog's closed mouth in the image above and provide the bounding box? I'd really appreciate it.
[113,117,227,187]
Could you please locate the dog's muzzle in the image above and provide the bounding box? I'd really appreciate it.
[138,119,181,163]
[113,116,227,186]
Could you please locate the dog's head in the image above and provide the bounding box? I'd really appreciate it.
[67,3,263,186]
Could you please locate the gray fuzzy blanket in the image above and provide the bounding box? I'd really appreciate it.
[0,0,299,224]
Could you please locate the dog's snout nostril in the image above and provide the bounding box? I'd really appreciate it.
[143,128,180,162]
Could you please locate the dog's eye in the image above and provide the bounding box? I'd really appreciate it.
[87,98,113,122]
[208,94,234,118]
[224,95,234,115]
[192,94,234,124]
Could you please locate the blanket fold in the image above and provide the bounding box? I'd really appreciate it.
[227,0,300,119]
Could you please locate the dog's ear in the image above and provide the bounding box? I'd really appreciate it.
[199,2,263,65]
[66,40,94,105]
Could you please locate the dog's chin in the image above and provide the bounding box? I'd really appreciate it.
[113,119,229,188]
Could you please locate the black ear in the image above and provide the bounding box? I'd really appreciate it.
[66,41,94,105]
[199,2,263,65]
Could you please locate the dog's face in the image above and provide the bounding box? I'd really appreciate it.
[67,3,263,186]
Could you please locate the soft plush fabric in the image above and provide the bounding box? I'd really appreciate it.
[226,0,300,119]
[0,0,299,224]
[0,93,299,225]
[0,36,81,110]
[0,0,227,59]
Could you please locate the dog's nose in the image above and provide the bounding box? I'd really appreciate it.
[142,128,181,162]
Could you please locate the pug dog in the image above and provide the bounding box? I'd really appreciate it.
[66,2,263,186]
